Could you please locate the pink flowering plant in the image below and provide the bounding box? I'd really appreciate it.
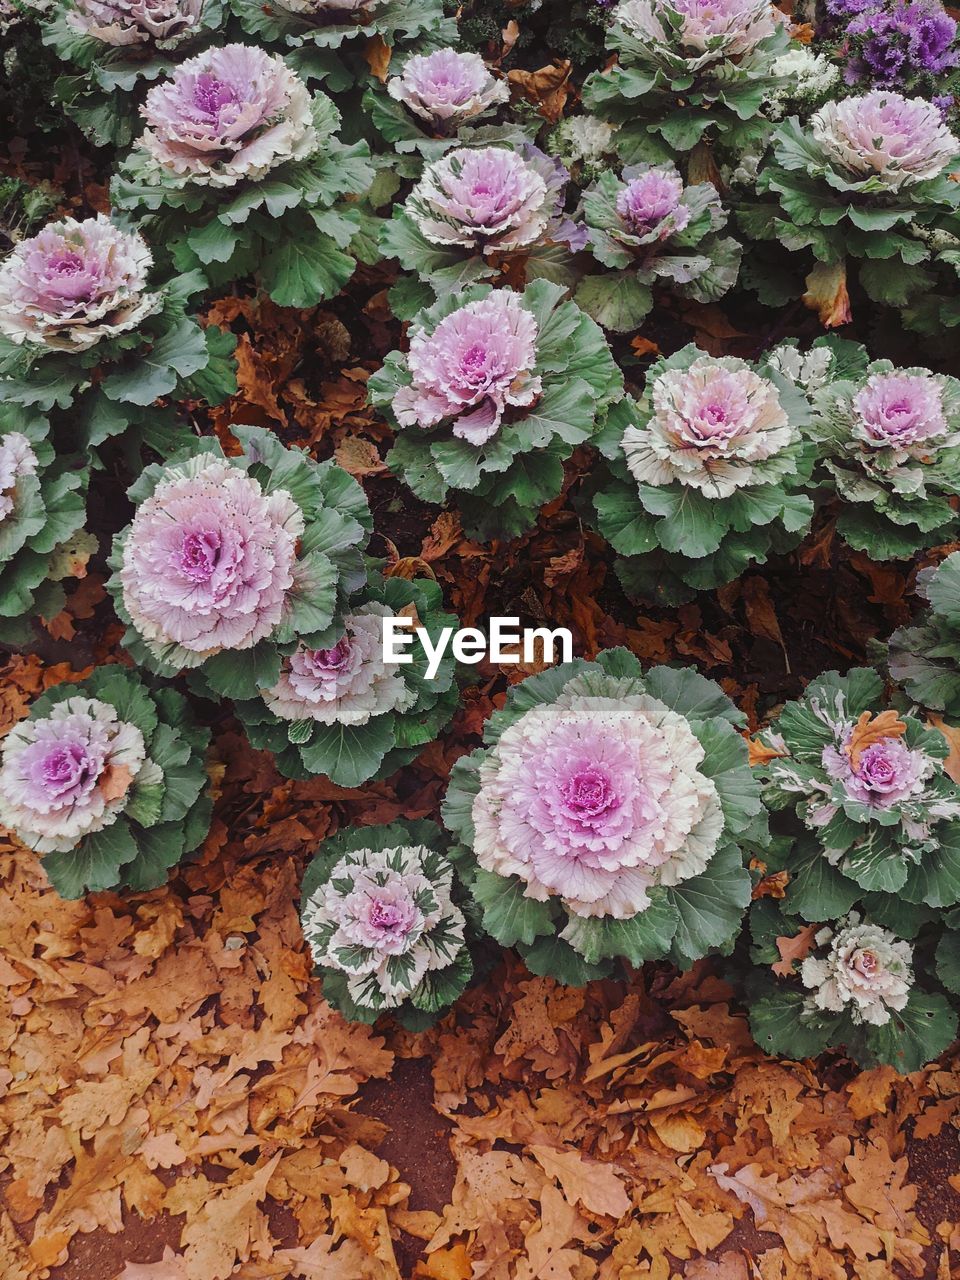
[40,0,223,148]
[442,650,762,984]
[107,425,372,702]
[745,905,957,1070]
[757,668,960,924]
[0,405,88,641]
[234,574,460,787]
[804,343,960,558]
[112,46,375,308]
[888,552,960,719]
[0,215,235,445]
[0,666,212,899]
[368,281,623,540]
[582,343,814,604]
[753,91,960,315]
[363,48,517,166]
[379,145,586,318]
[581,0,792,161]
[575,162,742,331]
[299,820,474,1025]
[229,0,453,94]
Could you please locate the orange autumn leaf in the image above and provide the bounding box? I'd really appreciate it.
[746,735,788,766]
[364,33,391,82]
[506,61,572,123]
[98,763,135,804]
[803,260,852,328]
[845,710,907,770]
[928,712,960,784]
[772,923,819,977]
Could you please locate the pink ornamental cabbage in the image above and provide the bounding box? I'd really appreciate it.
[0,434,38,523]
[801,915,913,1026]
[622,355,795,498]
[263,603,416,725]
[615,0,779,64]
[822,733,931,808]
[387,50,509,128]
[0,215,157,351]
[393,291,542,445]
[67,0,204,47]
[119,456,302,663]
[811,91,959,189]
[138,44,317,186]
[471,691,724,918]
[300,844,466,1009]
[406,147,552,252]
[0,698,147,853]
[616,168,691,240]
[851,371,949,453]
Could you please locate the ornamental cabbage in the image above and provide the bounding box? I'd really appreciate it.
[746,904,957,1070]
[0,216,228,449]
[228,0,454,95]
[40,0,223,149]
[804,340,960,557]
[137,44,317,187]
[576,162,742,331]
[66,0,206,47]
[113,52,374,308]
[581,0,791,161]
[758,667,960,916]
[583,343,814,603]
[0,666,211,898]
[756,92,960,314]
[547,115,618,186]
[387,49,509,130]
[0,215,157,352]
[366,48,520,167]
[234,574,460,787]
[108,426,371,701]
[299,820,472,1025]
[443,650,762,984]
[380,145,584,316]
[888,552,960,718]
[368,280,624,541]
[0,406,88,638]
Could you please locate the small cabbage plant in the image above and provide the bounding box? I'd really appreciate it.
[757,668,960,919]
[299,819,473,1026]
[0,406,88,641]
[112,45,375,308]
[364,48,521,165]
[368,280,624,541]
[0,666,212,898]
[235,573,460,787]
[379,145,586,317]
[0,214,232,448]
[745,905,958,1071]
[108,425,372,702]
[803,341,960,558]
[442,649,762,985]
[40,0,224,147]
[583,343,814,603]
[581,0,792,162]
[756,91,960,314]
[888,552,960,718]
[229,0,454,93]
[575,162,742,331]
